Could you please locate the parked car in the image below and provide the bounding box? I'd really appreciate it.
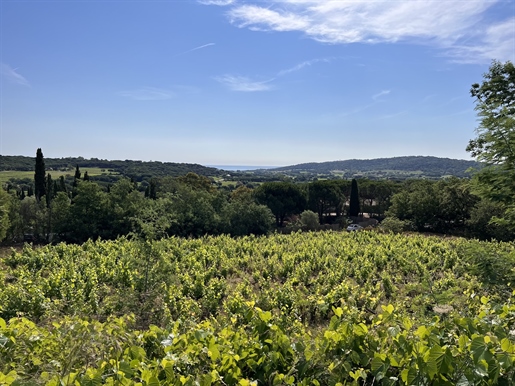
[346,224,363,232]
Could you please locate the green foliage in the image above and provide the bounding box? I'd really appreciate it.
[467,60,515,229]
[1,295,515,385]
[379,217,413,233]
[10,196,48,241]
[387,180,437,231]
[271,156,479,179]
[131,196,177,240]
[51,192,71,236]
[254,182,307,226]
[307,180,347,223]
[108,178,144,237]
[467,60,515,164]
[165,186,223,237]
[222,201,274,236]
[68,181,110,242]
[458,242,515,288]
[34,148,46,202]
[59,175,67,193]
[349,179,360,217]
[1,232,513,327]
[176,172,216,193]
[386,179,480,234]
[359,179,398,217]
[299,210,319,230]
[45,173,53,208]
[1,155,224,180]
[466,199,512,240]
[229,185,253,203]
[0,188,10,241]
[1,233,515,383]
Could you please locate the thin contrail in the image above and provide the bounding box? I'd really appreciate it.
[174,43,215,57]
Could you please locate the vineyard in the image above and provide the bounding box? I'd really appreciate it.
[1,231,515,385]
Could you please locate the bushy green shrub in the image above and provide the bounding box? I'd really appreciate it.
[300,210,319,230]
[379,216,414,233]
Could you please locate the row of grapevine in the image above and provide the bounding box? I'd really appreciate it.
[1,231,515,384]
[1,299,515,385]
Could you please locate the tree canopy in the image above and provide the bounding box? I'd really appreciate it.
[254,182,306,226]
[467,60,515,165]
[466,60,515,227]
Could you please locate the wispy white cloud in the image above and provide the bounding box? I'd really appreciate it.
[447,18,515,63]
[372,90,391,100]
[215,75,275,92]
[218,57,329,92]
[217,1,513,64]
[229,5,310,32]
[198,0,235,5]
[174,43,215,57]
[277,58,330,76]
[1,63,30,86]
[117,87,174,100]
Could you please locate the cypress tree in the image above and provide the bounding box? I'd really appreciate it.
[46,173,53,208]
[34,148,46,201]
[73,165,81,187]
[74,165,81,179]
[59,176,67,193]
[83,171,90,181]
[28,186,34,197]
[349,179,361,217]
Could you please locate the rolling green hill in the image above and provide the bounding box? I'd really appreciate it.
[0,155,224,182]
[267,156,480,179]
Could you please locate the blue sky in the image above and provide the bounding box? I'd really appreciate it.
[1,0,514,166]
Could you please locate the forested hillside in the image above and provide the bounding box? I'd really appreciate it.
[1,155,481,182]
[269,156,480,179]
[0,155,224,179]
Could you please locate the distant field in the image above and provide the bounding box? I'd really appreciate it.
[0,168,117,184]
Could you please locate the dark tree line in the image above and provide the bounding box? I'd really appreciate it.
[1,152,399,244]
[1,141,512,243]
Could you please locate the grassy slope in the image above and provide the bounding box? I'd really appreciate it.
[0,168,119,184]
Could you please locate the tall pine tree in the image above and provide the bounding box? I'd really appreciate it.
[34,148,46,201]
[348,179,361,217]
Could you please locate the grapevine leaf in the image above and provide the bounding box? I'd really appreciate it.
[471,337,488,364]
[147,376,160,386]
[371,357,384,373]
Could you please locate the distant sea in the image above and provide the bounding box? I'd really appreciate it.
[207,165,281,171]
